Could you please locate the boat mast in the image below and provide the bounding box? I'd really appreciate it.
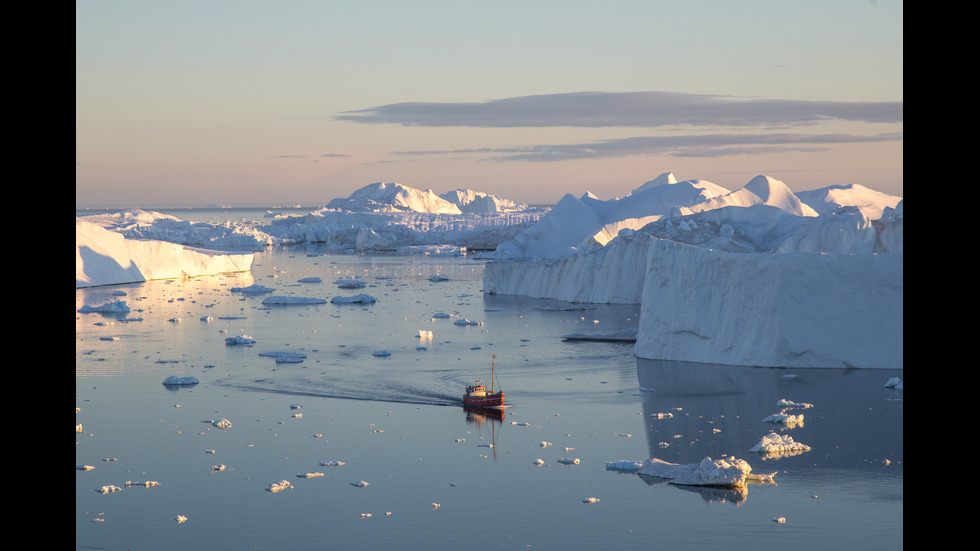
[491,355,496,394]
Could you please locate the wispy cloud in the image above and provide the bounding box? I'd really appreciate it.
[337,91,902,128]
[394,132,903,162]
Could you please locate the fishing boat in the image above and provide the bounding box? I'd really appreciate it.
[463,355,505,408]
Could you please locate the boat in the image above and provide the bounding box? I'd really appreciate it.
[463,355,505,408]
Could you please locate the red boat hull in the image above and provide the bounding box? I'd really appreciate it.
[463,392,505,408]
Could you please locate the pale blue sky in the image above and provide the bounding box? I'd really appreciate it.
[76,0,903,208]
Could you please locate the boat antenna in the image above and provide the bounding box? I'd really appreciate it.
[491,355,498,393]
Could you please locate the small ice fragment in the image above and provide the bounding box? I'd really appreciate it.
[361,513,372,518]
[540,441,552,447]
[225,335,256,345]
[533,459,545,466]
[605,460,643,472]
[77,465,95,471]
[212,418,232,429]
[331,293,377,303]
[776,398,813,409]
[417,329,433,338]
[773,517,786,523]
[175,515,187,524]
[762,413,804,428]
[267,480,292,493]
[372,350,391,357]
[582,497,600,503]
[557,458,580,465]
[884,377,903,389]
[163,375,199,386]
[97,485,122,494]
[749,433,811,454]
[431,503,441,509]
[350,480,369,487]
[297,472,324,478]
[319,461,345,467]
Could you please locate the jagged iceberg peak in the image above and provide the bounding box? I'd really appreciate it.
[679,174,818,218]
[493,173,733,259]
[439,189,530,213]
[795,182,902,219]
[326,182,462,214]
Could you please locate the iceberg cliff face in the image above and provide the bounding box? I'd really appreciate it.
[76,220,253,288]
[634,238,903,369]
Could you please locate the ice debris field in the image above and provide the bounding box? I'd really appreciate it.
[77,174,903,371]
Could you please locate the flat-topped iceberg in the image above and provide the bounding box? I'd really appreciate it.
[76,219,253,288]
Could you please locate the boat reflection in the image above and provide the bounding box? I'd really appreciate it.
[463,405,505,424]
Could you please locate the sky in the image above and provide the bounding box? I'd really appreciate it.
[76,0,903,208]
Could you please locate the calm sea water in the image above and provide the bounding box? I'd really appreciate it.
[75,216,903,551]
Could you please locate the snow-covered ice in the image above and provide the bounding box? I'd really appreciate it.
[637,456,776,487]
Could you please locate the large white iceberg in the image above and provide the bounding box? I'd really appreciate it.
[484,173,903,369]
[76,219,253,288]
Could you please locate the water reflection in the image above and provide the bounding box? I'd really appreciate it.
[633,358,903,471]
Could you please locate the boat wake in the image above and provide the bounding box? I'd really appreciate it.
[214,373,465,408]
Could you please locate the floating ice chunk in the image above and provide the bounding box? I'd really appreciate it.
[319,461,345,467]
[78,300,131,314]
[431,503,440,509]
[225,335,256,345]
[77,424,84,433]
[361,513,372,518]
[638,456,775,487]
[750,432,811,454]
[582,497,600,503]
[77,465,95,471]
[557,458,580,465]
[540,441,552,447]
[260,351,307,363]
[125,480,160,487]
[432,312,453,318]
[175,515,187,524]
[331,293,377,304]
[267,480,292,492]
[350,480,369,487]
[261,295,327,305]
[372,350,391,357]
[162,375,199,386]
[200,315,214,322]
[297,277,322,283]
[297,472,324,478]
[212,418,232,429]
[773,517,786,523]
[651,412,674,419]
[762,413,804,428]
[533,459,545,466]
[605,460,644,472]
[429,275,449,282]
[776,398,813,409]
[234,284,274,294]
[417,329,433,338]
[334,277,367,289]
[884,377,903,389]
[97,485,123,494]
[453,318,483,326]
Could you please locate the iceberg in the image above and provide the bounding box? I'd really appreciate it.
[484,173,903,369]
[637,456,775,487]
[76,219,253,288]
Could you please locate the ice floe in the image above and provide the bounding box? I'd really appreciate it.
[637,456,776,487]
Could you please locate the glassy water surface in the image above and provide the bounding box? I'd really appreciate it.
[76,245,902,550]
